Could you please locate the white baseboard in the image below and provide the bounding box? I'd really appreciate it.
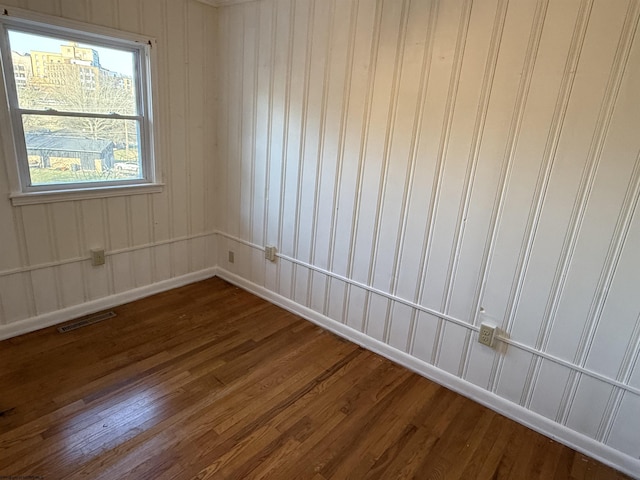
[0,267,218,341]
[215,268,640,479]
[2,263,637,478]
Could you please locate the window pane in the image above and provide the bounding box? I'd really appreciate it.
[23,114,142,185]
[8,30,137,115]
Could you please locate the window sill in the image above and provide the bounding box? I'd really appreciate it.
[9,182,164,206]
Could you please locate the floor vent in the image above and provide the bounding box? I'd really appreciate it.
[57,311,117,333]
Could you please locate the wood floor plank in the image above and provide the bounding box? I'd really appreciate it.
[0,278,631,479]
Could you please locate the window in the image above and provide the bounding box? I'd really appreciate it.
[0,7,161,205]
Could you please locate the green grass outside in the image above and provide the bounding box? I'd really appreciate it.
[29,149,139,185]
[30,168,139,185]
[30,168,103,185]
[114,149,139,162]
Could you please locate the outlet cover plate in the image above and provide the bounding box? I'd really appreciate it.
[265,246,277,262]
[479,323,496,347]
[90,249,105,266]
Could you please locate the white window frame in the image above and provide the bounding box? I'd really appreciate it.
[0,5,162,206]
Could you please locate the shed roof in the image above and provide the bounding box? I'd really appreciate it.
[25,133,113,154]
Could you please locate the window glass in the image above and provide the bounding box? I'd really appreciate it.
[22,114,141,185]
[8,30,138,115]
[0,15,155,197]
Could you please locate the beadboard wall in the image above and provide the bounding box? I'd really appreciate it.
[0,0,218,339]
[214,0,640,475]
[2,0,640,475]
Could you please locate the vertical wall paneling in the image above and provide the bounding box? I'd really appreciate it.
[214,0,640,474]
[358,0,409,342]
[561,3,640,437]
[340,0,381,332]
[322,0,357,318]
[461,0,547,390]
[252,0,269,252]
[437,0,509,376]
[394,0,464,361]
[383,0,438,352]
[334,9,374,310]
[216,5,229,250]
[26,0,60,16]
[302,0,333,302]
[3,0,640,473]
[0,199,21,272]
[86,0,116,27]
[278,0,310,301]
[293,0,331,308]
[525,0,629,420]
[265,0,291,292]
[240,2,255,247]
[166,0,189,268]
[411,0,472,363]
[0,273,31,322]
[59,0,86,20]
[482,0,581,402]
[0,0,218,335]
[204,0,217,246]
[146,0,172,247]
[31,267,58,314]
[489,0,590,407]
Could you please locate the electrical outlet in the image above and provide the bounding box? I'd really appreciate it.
[228,251,235,263]
[478,323,496,347]
[265,245,277,262]
[90,249,105,266]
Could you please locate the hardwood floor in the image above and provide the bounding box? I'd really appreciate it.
[0,278,630,479]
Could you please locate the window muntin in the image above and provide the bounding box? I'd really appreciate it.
[0,13,156,194]
[22,114,142,185]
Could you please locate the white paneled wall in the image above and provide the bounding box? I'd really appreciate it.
[0,0,218,339]
[215,0,640,475]
[2,0,640,475]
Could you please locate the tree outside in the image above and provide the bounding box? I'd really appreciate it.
[10,36,142,185]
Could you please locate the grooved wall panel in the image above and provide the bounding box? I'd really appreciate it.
[215,0,640,469]
[0,0,218,331]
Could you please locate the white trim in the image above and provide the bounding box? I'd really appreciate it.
[15,109,142,121]
[216,231,265,252]
[1,245,637,475]
[215,267,640,480]
[0,266,217,341]
[0,5,161,198]
[214,231,640,398]
[0,5,154,45]
[9,182,164,206]
[0,230,214,277]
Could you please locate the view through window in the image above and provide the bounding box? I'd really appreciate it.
[3,27,148,188]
